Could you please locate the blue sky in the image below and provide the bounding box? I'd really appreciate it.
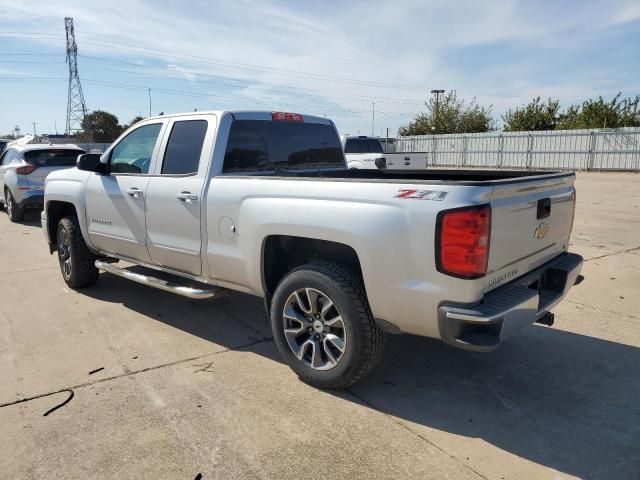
[1,0,639,137]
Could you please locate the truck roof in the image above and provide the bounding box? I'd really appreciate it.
[144,110,333,125]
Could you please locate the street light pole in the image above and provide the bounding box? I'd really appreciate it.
[148,88,152,117]
[430,89,445,133]
[371,101,375,136]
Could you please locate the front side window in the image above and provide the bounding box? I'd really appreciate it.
[0,149,9,166]
[161,120,208,175]
[110,123,162,174]
[223,120,343,173]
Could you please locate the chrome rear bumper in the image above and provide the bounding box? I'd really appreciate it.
[438,253,583,352]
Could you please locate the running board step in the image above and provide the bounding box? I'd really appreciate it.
[95,260,223,299]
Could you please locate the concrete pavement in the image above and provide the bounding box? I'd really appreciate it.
[1,172,639,479]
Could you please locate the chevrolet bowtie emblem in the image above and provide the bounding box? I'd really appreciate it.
[534,222,550,239]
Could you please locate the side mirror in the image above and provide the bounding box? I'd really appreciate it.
[77,153,106,174]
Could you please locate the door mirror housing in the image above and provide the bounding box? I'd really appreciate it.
[77,153,106,174]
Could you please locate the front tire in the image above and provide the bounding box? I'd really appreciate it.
[57,216,99,288]
[5,189,24,222]
[271,262,385,389]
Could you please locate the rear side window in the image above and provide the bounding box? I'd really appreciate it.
[0,149,10,165]
[24,149,84,167]
[161,120,208,175]
[223,120,344,173]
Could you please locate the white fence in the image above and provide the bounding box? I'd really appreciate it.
[394,128,640,171]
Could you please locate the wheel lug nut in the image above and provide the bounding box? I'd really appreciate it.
[308,327,313,332]
[315,334,320,340]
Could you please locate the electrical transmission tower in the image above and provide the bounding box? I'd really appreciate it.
[64,17,87,135]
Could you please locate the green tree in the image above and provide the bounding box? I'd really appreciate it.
[557,93,640,129]
[76,110,123,143]
[399,91,495,136]
[502,97,560,131]
[121,116,145,131]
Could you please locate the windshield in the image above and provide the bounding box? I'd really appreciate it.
[25,149,85,167]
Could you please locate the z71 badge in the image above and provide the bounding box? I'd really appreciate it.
[394,189,448,200]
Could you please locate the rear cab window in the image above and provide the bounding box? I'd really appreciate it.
[344,138,383,154]
[24,149,85,167]
[223,120,344,173]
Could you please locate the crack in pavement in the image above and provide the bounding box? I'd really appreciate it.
[0,338,271,411]
[564,299,639,321]
[584,245,640,262]
[344,388,489,480]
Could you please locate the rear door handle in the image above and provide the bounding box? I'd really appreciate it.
[126,187,144,198]
[176,192,198,203]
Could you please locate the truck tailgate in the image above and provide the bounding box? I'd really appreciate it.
[485,174,575,292]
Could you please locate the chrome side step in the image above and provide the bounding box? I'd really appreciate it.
[95,260,222,299]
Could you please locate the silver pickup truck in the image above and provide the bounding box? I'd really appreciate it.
[42,110,583,388]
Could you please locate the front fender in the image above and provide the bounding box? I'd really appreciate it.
[44,169,94,251]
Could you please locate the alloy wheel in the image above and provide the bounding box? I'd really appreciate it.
[282,287,347,371]
[57,227,72,280]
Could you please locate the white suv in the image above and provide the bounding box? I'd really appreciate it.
[0,144,84,222]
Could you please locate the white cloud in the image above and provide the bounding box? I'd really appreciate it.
[609,0,640,24]
[0,0,637,134]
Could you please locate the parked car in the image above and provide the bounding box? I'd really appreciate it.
[0,144,85,222]
[341,135,427,170]
[42,111,583,388]
[0,139,10,155]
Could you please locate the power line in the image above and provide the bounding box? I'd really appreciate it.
[0,75,414,117]
[77,36,432,91]
[1,30,427,90]
[76,56,427,106]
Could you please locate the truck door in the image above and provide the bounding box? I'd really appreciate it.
[144,115,214,275]
[84,122,165,262]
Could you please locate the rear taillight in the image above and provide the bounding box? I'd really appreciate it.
[436,204,491,279]
[272,112,303,122]
[16,164,37,175]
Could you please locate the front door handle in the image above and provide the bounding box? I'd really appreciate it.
[126,187,144,198]
[176,192,198,203]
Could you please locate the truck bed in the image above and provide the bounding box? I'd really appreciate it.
[249,168,572,184]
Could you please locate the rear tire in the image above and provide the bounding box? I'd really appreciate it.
[5,189,24,222]
[270,261,385,389]
[57,216,99,288]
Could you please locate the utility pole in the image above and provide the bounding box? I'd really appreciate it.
[148,88,152,117]
[371,102,375,136]
[31,122,38,137]
[430,89,445,133]
[14,125,20,137]
[64,17,87,135]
